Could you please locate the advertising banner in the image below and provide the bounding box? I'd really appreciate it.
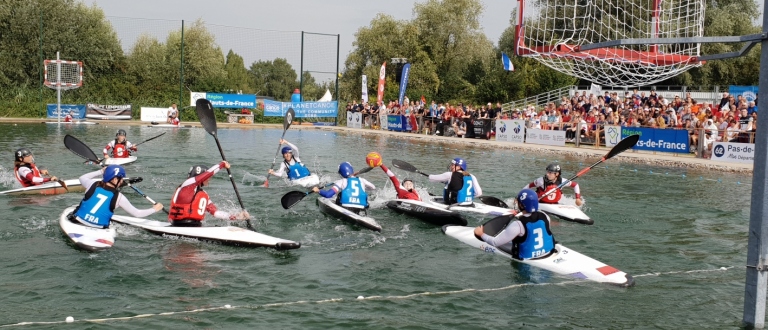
[398,63,411,106]
[140,107,170,122]
[377,62,386,103]
[263,99,339,118]
[188,92,257,109]
[86,104,132,120]
[387,115,405,132]
[621,127,689,153]
[604,125,622,147]
[729,85,758,103]
[711,142,755,164]
[525,129,566,146]
[380,114,388,130]
[346,112,362,129]
[361,75,368,102]
[47,104,86,119]
[495,119,525,143]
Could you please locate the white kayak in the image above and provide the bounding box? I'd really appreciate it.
[103,156,137,166]
[538,203,593,225]
[386,199,467,226]
[290,174,320,188]
[45,121,97,125]
[316,197,382,232]
[110,214,300,250]
[442,224,634,287]
[0,179,83,196]
[428,197,515,218]
[59,206,116,252]
[86,114,132,120]
[147,123,193,128]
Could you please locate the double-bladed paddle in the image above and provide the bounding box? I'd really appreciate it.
[195,99,253,230]
[133,132,166,147]
[391,159,430,177]
[263,108,295,188]
[280,166,374,210]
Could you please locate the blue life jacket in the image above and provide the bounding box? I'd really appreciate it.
[74,183,119,228]
[340,177,368,209]
[444,172,474,205]
[285,160,311,180]
[515,212,555,260]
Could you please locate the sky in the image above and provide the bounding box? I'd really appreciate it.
[85,0,516,72]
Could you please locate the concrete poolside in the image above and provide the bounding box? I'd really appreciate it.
[15,118,752,173]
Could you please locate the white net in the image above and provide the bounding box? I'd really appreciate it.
[516,0,705,87]
[44,60,83,90]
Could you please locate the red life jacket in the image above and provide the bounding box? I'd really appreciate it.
[112,141,129,158]
[537,177,563,204]
[168,187,210,222]
[14,163,42,187]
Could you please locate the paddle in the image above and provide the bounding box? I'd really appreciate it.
[280,166,374,210]
[195,99,252,230]
[64,134,103,164]
[478,196,509,208]
[263,108,296,188]
[44,173,68,192]
[133,132,166,147]
[125,182,169,214]
[391,159,430,177]
[539,134,640,198]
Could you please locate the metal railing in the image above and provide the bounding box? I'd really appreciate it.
[501,85,576,113]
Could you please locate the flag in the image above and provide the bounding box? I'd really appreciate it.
[502,53,515,72]
[420,95,426,106]
[377,62,386,103]
[398,63,411,106]
[361,75,368,102]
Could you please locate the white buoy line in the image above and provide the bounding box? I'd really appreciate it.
[0,265,736,327]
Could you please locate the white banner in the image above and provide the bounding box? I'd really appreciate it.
[380,114,388,130]
[140,107,170,122]
[711,142,755,164]
[361,75,368,103]
[190,92,206,106]
[495,119,526,143]
[346,112,362,129]
[525,128,566,146]
[590,83,602,95]
[604,125,621,147]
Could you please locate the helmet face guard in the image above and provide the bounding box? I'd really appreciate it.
[402,179,414,191]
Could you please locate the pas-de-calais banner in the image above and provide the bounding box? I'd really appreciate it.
[711,142,754,164]
[140,107,171,122]
[86,104,132,120]
[621,127,689,153]
[47,104,86,119]
[361,75,368,102]
[729,85,758,103]
[525,128,566,146]
[346,112,362,129]
[263,99,339,118]
[604,125,622,147]
[188,92,257,109]
[398,63,411,106]
[377,62,386,103]
[495,119,525,143]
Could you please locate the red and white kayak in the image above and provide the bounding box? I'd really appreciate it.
[0,179,83,196]
[59,206,115,252]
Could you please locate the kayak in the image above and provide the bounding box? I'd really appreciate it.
[103,156,137,166]
[59,206,116,252]
[291,174,320,188]
[148,123,193,128]
[0,179,83,196]
[538,203,593,225]
[86,114,132,120]
[386,199,467,226]
[110,214,300,250]
[45,121,97,125]
[428,197,515,218]
[442,224,634,287]
[316,197,382,232]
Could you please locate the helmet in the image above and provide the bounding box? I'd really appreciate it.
[14,148,32,162]
[281,146,292,155]
[402,179,414,191]
[451,157,467,171]
[103,165,126,182]
[338,162,354,178]
[188,165,208,178]
[116,129,127,137]
[517,188,539,213]
[546,163,561,174]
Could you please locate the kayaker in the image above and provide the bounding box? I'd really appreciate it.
[428,157,482,206]
[168,161,250,227]
[103,129,137,159]
[268,139,312,181]
[379,163,420,201]
[473,188,556,260]
[70,165,163,228]
[312,162,375,214]
[64,110,74,122]
[13,148,57,187]
[524,163,583,206]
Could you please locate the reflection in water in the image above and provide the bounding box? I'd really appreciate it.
[161,242,220,288]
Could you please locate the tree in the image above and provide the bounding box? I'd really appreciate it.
[249,58,298,100]
[167,19,227,93]
[224,50,253,94]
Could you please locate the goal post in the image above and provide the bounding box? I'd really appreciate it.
[44,52,83,123]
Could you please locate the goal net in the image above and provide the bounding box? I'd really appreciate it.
[44,59,83,90]
[515,0,705,87]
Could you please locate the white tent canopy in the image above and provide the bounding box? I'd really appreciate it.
[318,89,332,102]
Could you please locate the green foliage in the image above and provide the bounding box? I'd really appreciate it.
[249,58,298,101]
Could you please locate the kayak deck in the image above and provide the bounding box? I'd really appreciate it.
[0,179,83,196]
[59,206,116,252]
[317,197,382,232]
[386,199,467,226]
[538,203,593,225]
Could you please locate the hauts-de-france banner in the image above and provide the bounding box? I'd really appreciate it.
[189,92,257,109]
[621,127,689,153]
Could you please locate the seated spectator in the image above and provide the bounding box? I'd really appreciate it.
[453,120,467,138]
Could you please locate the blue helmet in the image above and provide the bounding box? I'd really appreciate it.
[451,157,467,171]
[338,162,354,178]
[281,146,292,155]
[103,165,126,182]
[517,188,539,213]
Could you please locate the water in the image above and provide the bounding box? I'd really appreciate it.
[0,123,755,328]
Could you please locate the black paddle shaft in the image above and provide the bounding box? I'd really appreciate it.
[391,159,429,177]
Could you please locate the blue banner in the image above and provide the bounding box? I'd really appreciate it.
[398,63,411,106]
[729,85,758,103]
[47,104,86,119]
[622,127,689,153]
[206,93,257,109]
[387,115,405,132]
[262,99,339,118]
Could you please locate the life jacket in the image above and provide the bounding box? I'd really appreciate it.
[443,171,473,205]
[168,187,210,222]
[74,182,119,228]
[285,160,311,180]
[397,189,420,201]
[339,177,368,209]
[537,177,563,204]
[513,212,555,260]
[14,163,42,187]
[112,140,129,158]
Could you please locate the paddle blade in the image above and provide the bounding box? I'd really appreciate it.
[281,191,309,209]
[605,134,640,160]
[64,134,99,163]
[195,98,218,136]
[479,196,509,208]
[482,215,514,236]
[392,159,418,173]
[57,179,69,192]
[262,179,269,188]
[284,108,295,131]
